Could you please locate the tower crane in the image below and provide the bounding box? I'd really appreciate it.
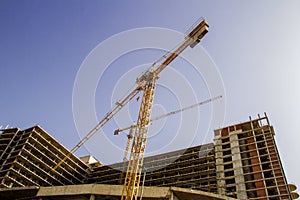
[116,95,222,184]
[52,19,209,200]
[121,19,209,200]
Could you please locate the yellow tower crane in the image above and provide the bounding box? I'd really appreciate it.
[121,20,209,200]
[52,19,209,200]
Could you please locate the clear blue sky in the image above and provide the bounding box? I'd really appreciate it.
[0,0,299,189]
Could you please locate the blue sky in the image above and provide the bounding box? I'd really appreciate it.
[0,0,299,189]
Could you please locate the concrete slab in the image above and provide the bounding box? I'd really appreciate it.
[0,184,237,200]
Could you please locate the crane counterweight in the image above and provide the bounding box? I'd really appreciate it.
[187,19,209,48]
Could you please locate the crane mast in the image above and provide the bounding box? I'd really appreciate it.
[121,67,157,199]
[121,19,209,200]
[118,125,135,185]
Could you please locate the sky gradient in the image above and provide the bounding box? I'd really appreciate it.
[0,0,299,190]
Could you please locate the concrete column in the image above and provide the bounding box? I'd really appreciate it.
[229,130,247,199]
[215,135,226,195]
[90,194,95,200]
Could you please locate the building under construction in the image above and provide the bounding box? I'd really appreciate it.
[0,126,89,188]
[0,114,298,199]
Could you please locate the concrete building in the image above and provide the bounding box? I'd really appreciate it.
[214,114,291,199]
[0,114,296,199]
[0,126,89,188]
